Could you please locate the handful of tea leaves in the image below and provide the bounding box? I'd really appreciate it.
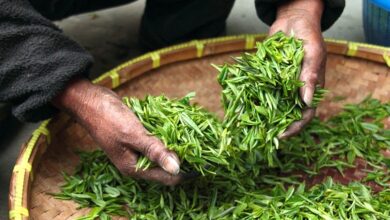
[123,93,227,175]
[216,31,325,168]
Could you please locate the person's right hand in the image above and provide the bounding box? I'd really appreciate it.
[53,78,183,185]
[269,0,327,139]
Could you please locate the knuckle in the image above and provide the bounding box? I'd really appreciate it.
[158,153,170,167]
[116,125,133,144]
[119,125,134,138]
[144,141,155,158]
[117,126,144,146]
[144,139,166,162]
[120,165,137,177]
[112,156,137,177]
[305,73,318,85]
[309,73,318,82]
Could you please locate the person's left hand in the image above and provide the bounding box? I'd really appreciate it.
[269,0,327,138]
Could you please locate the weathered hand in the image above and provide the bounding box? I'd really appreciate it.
[53,78,182,185]
[270,0,327,138]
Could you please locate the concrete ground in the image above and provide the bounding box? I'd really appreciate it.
[0,0,364,217]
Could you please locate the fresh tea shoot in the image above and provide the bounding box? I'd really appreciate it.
[123,93,227,176]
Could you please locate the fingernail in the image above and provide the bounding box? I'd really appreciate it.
[163,156,180,175]
[303,88,312,106]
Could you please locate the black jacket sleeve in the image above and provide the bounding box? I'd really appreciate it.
[255,0,345,31]
[0,0,93,122]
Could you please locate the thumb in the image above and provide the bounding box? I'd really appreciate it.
[300,69,317,107]
[130,135,181,175]
[299,49,325,107]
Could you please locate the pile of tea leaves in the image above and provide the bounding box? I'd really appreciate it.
[278,97,390,182]
[56,97,390,220]
[122,93,227,176]
[57,147,390,220]
[56,32,390,219]
[216,31,326,170]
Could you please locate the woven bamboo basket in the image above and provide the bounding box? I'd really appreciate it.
[8,34,390,220]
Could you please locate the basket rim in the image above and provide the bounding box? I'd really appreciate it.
[8,33,390,220]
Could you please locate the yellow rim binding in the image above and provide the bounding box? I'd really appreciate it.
[245,35,255,50]
[383,53,390,68]
[13,163,33,181]
[194,40,204,58]
[9,207,29,219]
[92,34,268,87]
[347,42,358,57]
[150,52,161,69]
[10,120,51,220]
[109,71,120,88]
[93,35,389,90]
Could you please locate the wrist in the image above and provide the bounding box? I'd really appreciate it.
[52,77,98,116]
[276,0,324,23]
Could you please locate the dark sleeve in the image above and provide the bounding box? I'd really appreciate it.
[255,0,345,31]
[0,0,93,122]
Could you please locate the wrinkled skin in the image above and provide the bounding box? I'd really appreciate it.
[53,78,183,185]
[270,0,327,138]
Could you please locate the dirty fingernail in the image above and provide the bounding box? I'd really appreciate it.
[163,156,180,175]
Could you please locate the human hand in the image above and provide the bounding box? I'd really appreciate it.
[53,78,182,185]
[270,0,327,138]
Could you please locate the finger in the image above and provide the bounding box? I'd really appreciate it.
[300,41,326,107]
[113,105,181,176]
[279,108,315,139]
[134,167,184,186]
[107,146,183,185]
[124,125,181,175]
[103,143,139,175]
[300,53,320,107]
